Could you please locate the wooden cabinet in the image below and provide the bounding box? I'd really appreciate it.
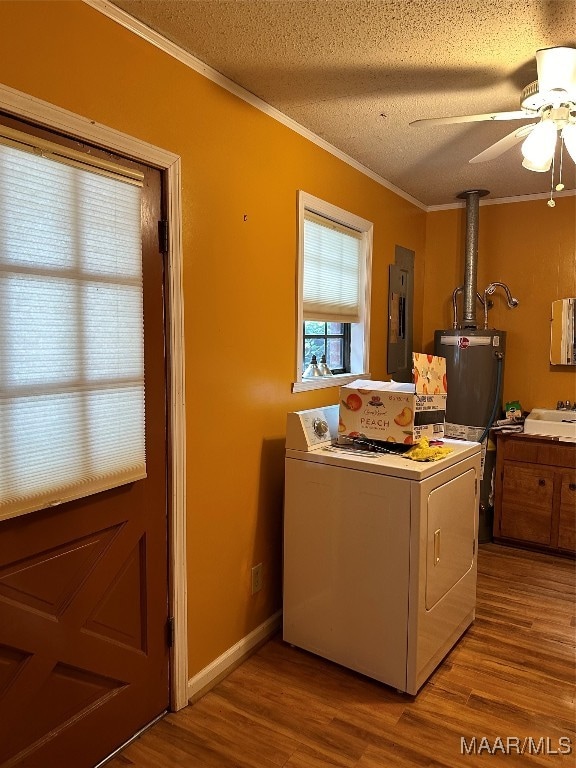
[494,433,576,555]
[559,474,576,551]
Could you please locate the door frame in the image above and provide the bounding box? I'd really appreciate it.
[0,82,189,711]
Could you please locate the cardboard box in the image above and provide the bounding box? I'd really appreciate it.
[338,353,447,444]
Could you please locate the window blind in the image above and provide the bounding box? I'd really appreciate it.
[302,210,363,323]
[0,127,146,520]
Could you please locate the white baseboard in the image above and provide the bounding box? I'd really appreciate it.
[187,610,282,702]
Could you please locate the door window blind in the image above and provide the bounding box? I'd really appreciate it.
[0,126,146,521]
[303,210,363,323]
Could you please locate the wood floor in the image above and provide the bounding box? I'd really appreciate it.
[108,544,575,767]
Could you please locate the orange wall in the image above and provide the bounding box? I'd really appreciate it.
[3,2,574,683]
[423,196,576,410]
[0,2,426,675]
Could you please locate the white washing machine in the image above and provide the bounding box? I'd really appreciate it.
[283,405,481,695]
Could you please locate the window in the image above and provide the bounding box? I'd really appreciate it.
[294,191,373,391]
[303,322,350,374]
[0,124,146,520]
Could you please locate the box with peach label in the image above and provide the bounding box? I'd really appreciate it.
[338,354,447,445]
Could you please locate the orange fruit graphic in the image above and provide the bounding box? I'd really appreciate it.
[346,393,362,411]
[394,406,413,427]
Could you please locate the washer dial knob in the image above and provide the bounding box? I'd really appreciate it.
[313,418,329,438]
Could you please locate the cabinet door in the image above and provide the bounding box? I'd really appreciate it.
[500,463,554,545]
[558,472,576,553]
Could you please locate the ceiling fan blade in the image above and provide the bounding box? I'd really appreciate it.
[469,124,536,163]
[536,46,576,94]
[410,110,534,127]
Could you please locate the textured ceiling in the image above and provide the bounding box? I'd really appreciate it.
[110,0,576,207]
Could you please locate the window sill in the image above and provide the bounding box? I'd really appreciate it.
[292,372,371,394]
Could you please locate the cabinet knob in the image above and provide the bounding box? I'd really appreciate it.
[569,483,576,491]
[538,479,546,487]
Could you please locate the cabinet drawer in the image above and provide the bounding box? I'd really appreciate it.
[537,443,576,469]
[502,438,576,468]
[503,440,539,463]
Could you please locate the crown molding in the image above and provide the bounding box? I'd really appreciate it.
[427,187,576,211]
[82,0,426,210]
[83,1,575,214]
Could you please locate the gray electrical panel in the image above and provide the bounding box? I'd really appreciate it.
[387,246,414,382]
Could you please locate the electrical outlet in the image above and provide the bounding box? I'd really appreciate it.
[251,563,263,595]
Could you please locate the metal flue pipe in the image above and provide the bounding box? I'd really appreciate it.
[457,189,489,328]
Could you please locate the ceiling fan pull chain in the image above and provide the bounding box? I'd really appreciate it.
[555,139,565,192]
[547,153,556,207]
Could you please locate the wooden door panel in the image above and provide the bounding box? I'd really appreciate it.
[0,119,169,768]
[0,495,168,767]
[558,471,576,552]
[500,464,554,544]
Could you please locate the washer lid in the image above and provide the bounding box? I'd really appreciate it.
[286,438,480,481]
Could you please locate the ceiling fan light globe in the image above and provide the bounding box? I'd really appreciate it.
[562,123,576,163]
[536,47,576,96]
[521,156,553,172]
[521,120,557,168]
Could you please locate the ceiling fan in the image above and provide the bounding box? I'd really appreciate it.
[410,46,576,174]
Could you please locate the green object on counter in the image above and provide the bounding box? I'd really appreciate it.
[505,400,522,419]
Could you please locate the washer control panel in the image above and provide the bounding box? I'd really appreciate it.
[286,406,339,451]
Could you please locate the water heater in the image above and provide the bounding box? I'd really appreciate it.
[434,329,505,431]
